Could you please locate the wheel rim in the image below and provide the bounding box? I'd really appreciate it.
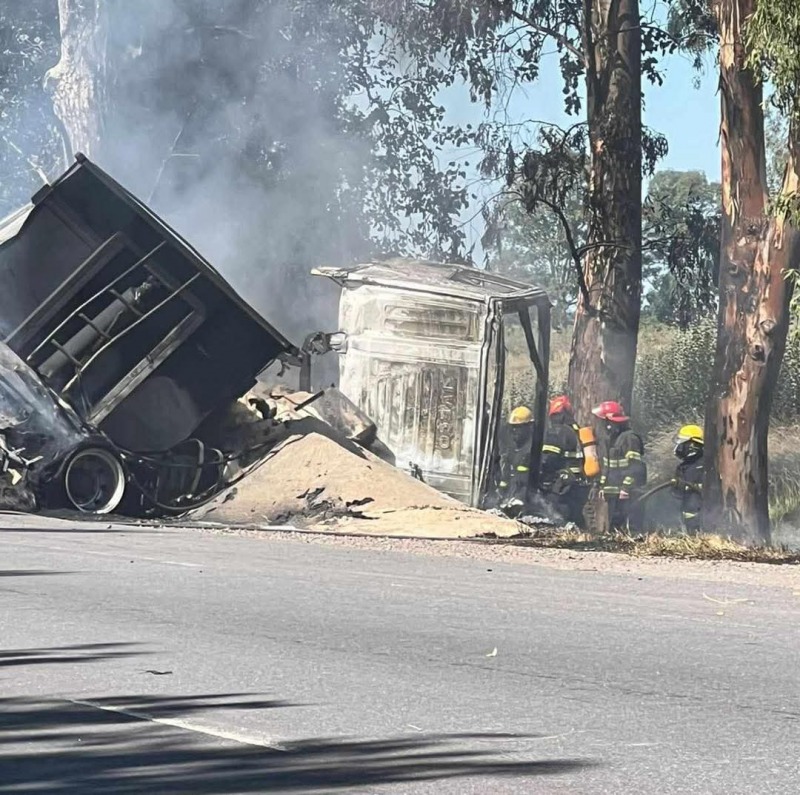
[64,448,125,514]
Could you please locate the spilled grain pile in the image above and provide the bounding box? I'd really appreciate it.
[193,427,520,538]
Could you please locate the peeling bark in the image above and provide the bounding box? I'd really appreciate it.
[45,0,109,159]
[567,0,642,422]
[702,0,800,543]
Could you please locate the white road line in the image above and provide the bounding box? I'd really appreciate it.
[68,698,289,751]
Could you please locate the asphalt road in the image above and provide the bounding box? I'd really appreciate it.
[1,518,800,794]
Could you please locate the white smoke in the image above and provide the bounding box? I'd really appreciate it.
[54,0,380,350]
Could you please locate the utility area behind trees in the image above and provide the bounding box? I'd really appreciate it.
[2,0,800,549]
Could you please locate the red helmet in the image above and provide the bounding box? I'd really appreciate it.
[591,400,629,423]
[549,395,573,417]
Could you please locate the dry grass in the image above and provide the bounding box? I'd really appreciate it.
[764,426,800,525]
[480,527,800,564]
[547,321,675,394]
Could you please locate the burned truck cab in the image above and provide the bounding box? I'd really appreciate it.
[313,259,550,508]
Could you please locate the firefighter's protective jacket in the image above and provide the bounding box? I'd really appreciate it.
[672,455,703,529]
[540,417,583,490]
[599,428,647,496]
[497,425,533,501]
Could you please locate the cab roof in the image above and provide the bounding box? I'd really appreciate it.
[313,258,549,304]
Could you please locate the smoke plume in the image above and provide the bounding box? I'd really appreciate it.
[0,0,403,380]
[92,1,381,349]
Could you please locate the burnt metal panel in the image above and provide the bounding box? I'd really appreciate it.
[0,154,299,453]
[317,258,551,507]
[335,284,485,503]
[314,259,548,303]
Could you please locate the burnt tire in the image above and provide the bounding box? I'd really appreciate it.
[58,446,127,515]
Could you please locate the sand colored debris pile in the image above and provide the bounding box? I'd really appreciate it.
[192,429,520,539]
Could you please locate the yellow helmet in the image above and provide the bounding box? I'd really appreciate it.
[509,406,534,425]
[677,424,704,444]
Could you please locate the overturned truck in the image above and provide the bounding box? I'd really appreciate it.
[0,154,300,515]
[0,155,550,522]
[311,260,551,509]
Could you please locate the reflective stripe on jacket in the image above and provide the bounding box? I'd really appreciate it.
[599,429,646,496]
[540,422,583,487]
[498,424,533,501]
[673,456,703,524]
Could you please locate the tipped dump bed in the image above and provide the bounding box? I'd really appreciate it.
[0,154,299,453]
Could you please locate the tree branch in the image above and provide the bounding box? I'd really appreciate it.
[147,106,198,204]
[536,195,596,316]
[508,9,583,61]
[2,136,50,185]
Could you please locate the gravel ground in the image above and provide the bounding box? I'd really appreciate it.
[191,524,800,591]
[7,509,800,591]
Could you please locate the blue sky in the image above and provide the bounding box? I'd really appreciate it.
[444,48,720,253]
[642,54,719,177]
[476,44,721,178]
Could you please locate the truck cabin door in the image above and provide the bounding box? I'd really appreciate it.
[477,299,549,508]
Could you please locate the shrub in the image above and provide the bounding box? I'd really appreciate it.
[632,318,715,431]
[774,330,800,420]
[515,315,800,432]
[633,317,800,431]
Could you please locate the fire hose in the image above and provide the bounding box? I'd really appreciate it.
[634,480,675,504]
[579,479,677,505]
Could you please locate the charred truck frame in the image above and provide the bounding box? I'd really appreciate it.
[0,154,299,514]
[311,259,551,509]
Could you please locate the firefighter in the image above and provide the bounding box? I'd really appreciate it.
[671,424,704,532]
[539,395,586,525]
[591,400,647,531]
[497,405,535,511]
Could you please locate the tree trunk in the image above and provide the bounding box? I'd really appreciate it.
[702,0,800,544]
[567,0,643,424]
[44,0,108,159]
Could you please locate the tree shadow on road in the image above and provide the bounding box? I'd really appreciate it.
[0,569,75,577]
[0,525,154,534]
[0,694,594,793]
[0,642,146,668]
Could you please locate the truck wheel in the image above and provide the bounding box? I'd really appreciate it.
[63,447,126,514]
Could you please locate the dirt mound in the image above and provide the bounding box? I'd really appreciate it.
[192,426,520,539]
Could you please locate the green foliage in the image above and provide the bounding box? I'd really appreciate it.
[746,0,800,349]
[487,198,584,326]
[665,0,717,65]
[485,145,586,328]
[632,317,717,429]
[95,0,476,263]
[642,169,720,327]
[373,2,675,254]
[646,169,719,214]
[633,317,800,431]
[775,327,800,420]
[487,165,723,332]
[644,272,683,325]
[1,1,481,263]
[747,0,800,123]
